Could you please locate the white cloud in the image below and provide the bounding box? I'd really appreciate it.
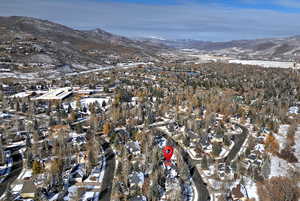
[274,0,300,8]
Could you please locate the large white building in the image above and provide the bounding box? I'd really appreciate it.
[32,87,73,101]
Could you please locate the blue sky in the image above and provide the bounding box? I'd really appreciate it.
[1,0,300,41]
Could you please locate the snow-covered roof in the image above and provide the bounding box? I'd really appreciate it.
[129,171,144,186]
[127,141,141,154]
[130,195,147,201]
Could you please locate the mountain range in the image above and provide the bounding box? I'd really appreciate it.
[138,36,300,61]
[0,16,166,68]
[0,15,300,74]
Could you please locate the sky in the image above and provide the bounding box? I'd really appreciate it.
[1,0,300,41]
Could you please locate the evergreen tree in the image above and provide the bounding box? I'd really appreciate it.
[5,186,14,201]
[212,143,222,157]
[102,100,106,108]
[32,160,43,175]
[26,150,33,168]
[201,155,208,170]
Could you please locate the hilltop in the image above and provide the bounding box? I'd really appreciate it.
[0,16,166,70]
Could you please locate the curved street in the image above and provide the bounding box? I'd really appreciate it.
[222,124,248,163]
[98,138,116,201]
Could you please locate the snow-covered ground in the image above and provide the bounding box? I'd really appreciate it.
[231,177,259,201]
[288,106,299,114]
[0,72,40,79]
[66,97,110,112]
[228,59,298,68]
[0,112,13,119]
[79,97,110,108]
[277,124,289,150]
[10,169,33,194]
[271,124,300,175]
[269,156,290,177]
[66,62,152,77]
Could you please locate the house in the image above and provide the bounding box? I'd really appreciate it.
[32,87,73,101]
[199,135,210,148]
[49,124,70,138]
[231,184,247,201]
[186,130,199,147]
[0,112,13,119]
[130,195,147,201]
[70,164,86,183]
[195,119,205,129]
[167,122,175,132]
[129,171,144,188]
[211,133,224,143]
[20,180,36,199]
[127,141,141,155]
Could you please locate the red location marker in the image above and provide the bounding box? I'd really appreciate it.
[163,146,174,162]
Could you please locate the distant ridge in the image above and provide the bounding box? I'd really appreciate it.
[0,16,167,67]
[137,35,300,61]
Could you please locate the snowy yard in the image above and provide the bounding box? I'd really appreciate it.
[66,97,110,113]
[228,59,298,68]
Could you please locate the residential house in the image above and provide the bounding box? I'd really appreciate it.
[211,133,224,143]
[231,184,247,201]
[20,180,37,199]
[70,164,86,183]
[129,171,144,189]
[130,195,147,201]
[186,130,199,147]
[127,141,141,156]
[49,124,70,138]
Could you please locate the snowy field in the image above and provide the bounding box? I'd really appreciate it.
[228,59,299,68]
[68,97,110,111]
[269,156,290,177]
[0,72,40,79]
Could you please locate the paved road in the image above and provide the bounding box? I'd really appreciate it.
[98,138,115,201]
[222,124,248,163]
[0,146,23,198]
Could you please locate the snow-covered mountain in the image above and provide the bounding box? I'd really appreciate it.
[138,36,300,61]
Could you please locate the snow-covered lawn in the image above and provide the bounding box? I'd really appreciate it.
[12,184,23,192]
[288,106,299,114]
[5,141,26,148]
[244,177,259,201]
[0,112,13,118]
[65,97,111,115]
[10,91,33,98]
[228,59,297,68]
[277,124,289,150]
[230,177,259,201]
[79,97,110,108]
[269,156,290,177]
